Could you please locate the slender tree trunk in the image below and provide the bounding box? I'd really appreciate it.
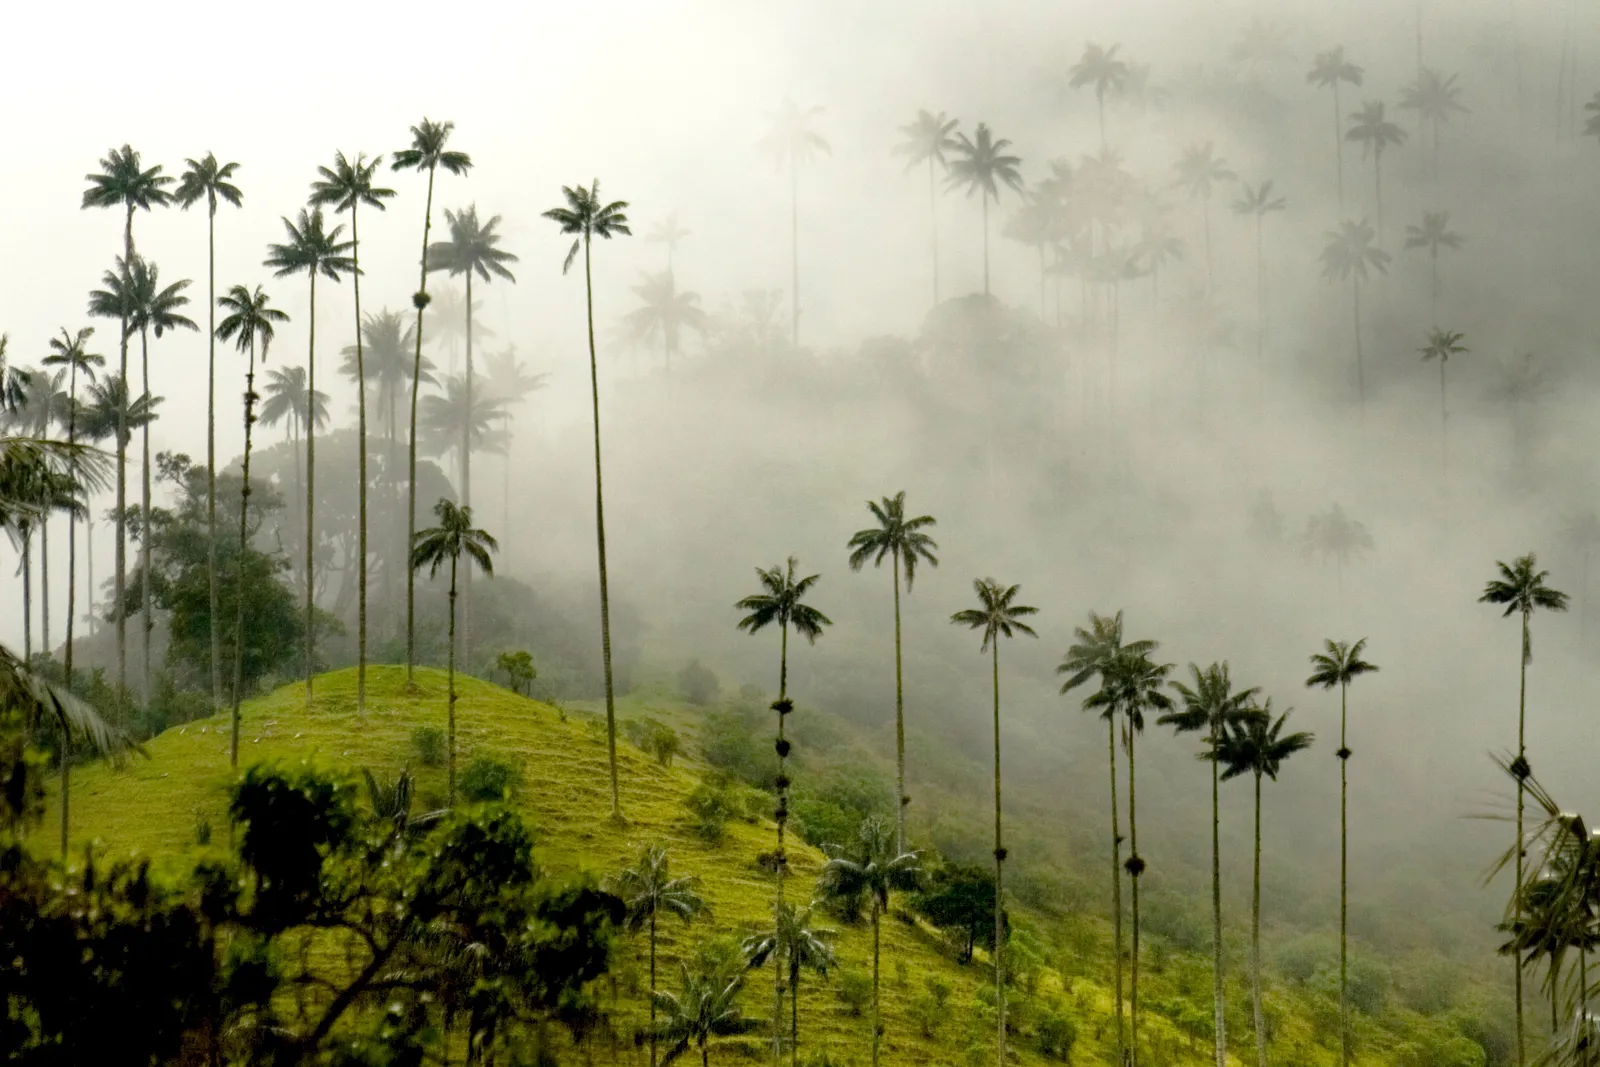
[353,206,368,716]
[1334,86,1346,215]
[462,272,474,663]
[1110,716,1126,1065]
[774,619,790,1067]
[1098,88,1108,152]
[992,640,1006,1067]
[1129,725,1142,1067]
[407,163,439,685]
[583,236,623,820]
[1374,156,1385,249]
[872,900,882,1067]
[448,555,458,806]
[305,273,318,710]
[892,547,907,855]
[1203,196,1214,299]
[117,204,133,700]
[790,158,800,347]
[649,914,658,1067]
[1212,718,1227,1067]
[1352,278,1365,404]
[1582,945,1589,1067]
[41,520,50,657]
[982,195,991,298]
[207,203,222,712]
[1255,215,1265,379]
[1340,681,1350,1067]
[928,157,941,307]
[1516,610,1530,1067]
[21,533,32,661]
[791,969,800,1067]
[1431,249,1439,327]
[140,326,152,708]
[1440,362,1449,483]
[1253,771,1266,1067]
[62,363,80,857]
[232,337,257,768]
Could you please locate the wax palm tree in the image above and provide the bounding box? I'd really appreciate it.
[610,845,709,1067]
[760,100,830,346]
[894,110,961,306]
[11,370,73,658]
[391,118,472,686]
[1307,48,1365,212]
[1216,705,1315,1067]
[75,375,155,657]
[1319,220,1390,404]
[1070,43,1131,150]
[1232,180,1286,372]
[174,153,242,713]
[1400,68,1469,180]
[1482,553,1571,1067]
[480,346,545,535]
[951,578,1038,1067]
[1405,211,1463,327]
[410,498,497,806]
[1086,649,1174,1067]
[1058,610,1153,1064]
[265,207,355,708]
[1174,143,1237,298]
[1306,638,1379,1067]
[625,271,708,371]
[736,555,832,1060]
[258,366,329,523]
[341,309,426,451]
[648,213,691,272]
[946,123,1024,298]
[744,904,836,1067]
[1303,504,1374,594]
[1162,662,1265,1067]
[1419,328,1467,476]
[41,328,102,701]
[418,373,509,483]
[653,963,764,1067]
[310,150,395,716]
[543,179,632,819]
[216,283,287,768]
[1345,102,1406,246]
[817,818,922,1067]
[847,492,938,854]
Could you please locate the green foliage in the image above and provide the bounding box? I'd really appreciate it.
[699,704,771,787]
[837,966,872,1016]
[678,659,719,705]
[623,716,682,766]
[459,755,522,803]
[1035,1009,1077,1061]
[685,774,753,843]
[912,864,1003,962]
[412,725,445,767]
[496,650,536,696]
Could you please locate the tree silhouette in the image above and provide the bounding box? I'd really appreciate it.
[610,845,708,1067]
[11,369,73,659]
[258,365,329,527]
[1345,102,1406,247]
[1231,17,1294,76]
[418,373,508,481]
[1232,180,1286,374]
[1306,637,1379,1067]
[1405,211,1463,328]
[625,270,707,371]
[847,491,938,854]
[1319,219,1390,404]
[947,123,1024,298]
[760,100,830,346]
[647,212,691,272]
[1399,68,1469,181]
[410,498,496,806]
[1488,352,1553,478]
[1307,48,1365,214]
[894,110,961,307]
[951,577,1038,1067]
[1303,504,1374,594]
[744,904,836,1067]
[1164,662,1265,1067]
[1070,43,1131,151]
[391,117,472,686]
[1419,328,1467,477]
[1174,142,1237,298]
[817,818,922,1067]
[1216,705,1315,1067]
[1482,553,1571,1067]
[174,152,243,713]
[543,178,632,820]
[652,963,764,1067]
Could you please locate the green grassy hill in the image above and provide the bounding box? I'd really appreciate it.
[35,667,1489,1067]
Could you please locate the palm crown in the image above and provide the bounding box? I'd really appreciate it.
[846,492,939,590]
[610,844,708,932]
[1480,554,1570,664]
[1217,704,1314,782]
[1307,46,1364,90]
[341,310,426,391]
[82,145,173,216]
[624,271,707,353]
[1400,69,1469,127]
[1070,43,1131,98]
[743,901,836,984]
[1346,101,1407,159]
[818,817,923,912]
[419,374,509,458]
[123,257,199,339]
[1320,220,1390,282]
[259,367,328,434]
[1303,504,1373,568]
[542,180,632,274]
[1232,179,1286,218]
[310,151,396,218]
[1419,328,1467,365]
[1058,610,1155,695]
[894,110,961,171]
[43,328,104,386]
[1163,662,1264,737]
[735,556,832,644]
[410,498,497,579]
[951,577,1038,651]
[760,100,831,169]
[946,123,1024,203]
[1405,211,1462,255]
[427,205,518,284]
[216,285,289,361]
[1306,638,1380,692]
[77,375,160,448]
[1174,142,1236,200]
[481,346,546,405]
[174,153,243,216]
[264,208,357,283]
[652,964,762,1066]
[1085,650,1174,733]
[390,118,473,178]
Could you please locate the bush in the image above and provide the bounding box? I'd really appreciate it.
[679,660,720,705]
[460,757,522,803]
[910,992,943,1038]
[1037,1011,1077,1061]
[686,776,745,843]
[412,726,445,768]
[837,968,872,1016]
[623,717,682,767]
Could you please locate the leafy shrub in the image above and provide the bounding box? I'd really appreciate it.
[412,726,445,768]
[700,706,771,788]
[910,992,943,1038]
[496,650,536,696]
[460,757,522,803]
[623,717,682,767]
[686,776,746,843]
[193,809,213,846]
[837,968,872,1016]
[1036,1011,1077,1061]
[679,659,720,705]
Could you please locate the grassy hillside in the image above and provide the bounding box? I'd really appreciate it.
[35,667,1491,1067]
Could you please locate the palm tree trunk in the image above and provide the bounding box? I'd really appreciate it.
[1211,718,1227,1067]
[232,337,258,768]
[1340,680,1350,1067]
[305,272,318,710]
[892,546,907,855]
[927,157,940,307]
[1130,725,1142,1067]
[1430,249,1439,327]
[1110,715,1126,1066]
[353,206,368,717]
[41,519,50,657]
[583,235,623,821]
[774,618,790,1067]
[62,363,79,857]
[207,203,222,713]
[872,899,882,1067]
[992,639,1006,1067]
[448,554,458,806]
[1334,85,1345,215]
[462,273,474,664]
[1203,196,1214,299]
[117,205,132,700]
[407,162,439,685]
[649,913,658,1067]
[1582,945,1589,1067]
[790,158,800,348]
[1252,771,1265,1067]
[1440,361,1449,483]
[1098,88,1108,152]
[1374,157,1385,249]
[1255,215,1265,379]
[1352,278,1365,405]
[140,326,152,708]
[22,533,32,661]
[1516,610,1530,1067]
[982,195,991,299]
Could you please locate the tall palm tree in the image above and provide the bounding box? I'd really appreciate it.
[736,555,832,1063]
[1305,639,1379,1067]
[258,366,329,526]
[410,498,497,806]
[759,100,830,346]
[610,845,709,1067]
[1058,610,1154,1065]
[1232,180,1287,374]
[75,376,158,656]
[951,577,1038,1067]
[41,327,102,689]
[1345,102,1406,247]
[82,147,171,697]
[647,212,691,272]
[1070,43,1131,150]
[1319,220,1391,404]
[216,284,287,768]
[1307,48,1365,213]
[744,903,836,1067]
[1162,662,1264,1067]
[817,818,922,1067]
[1086,649,1174,1067]
[174,153,242,712]
[543,179,632,819]
[624,271,707,371]
[894,110,961,306]
[11,369,73,658]
[653,963,763,1067]
[946,124,1024,298]
[418,373,509,482]
[1173,143,1237,299]
[847,492,938,854]
[1216,705,1315,1067]
[391,118,472,686]
[1404,211,1463,327]
[265,207,355,709]
[1419,328,1467,477]
[1482,554,1571,1067]
[1399,68,1469,181]
[311,151,395,717]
